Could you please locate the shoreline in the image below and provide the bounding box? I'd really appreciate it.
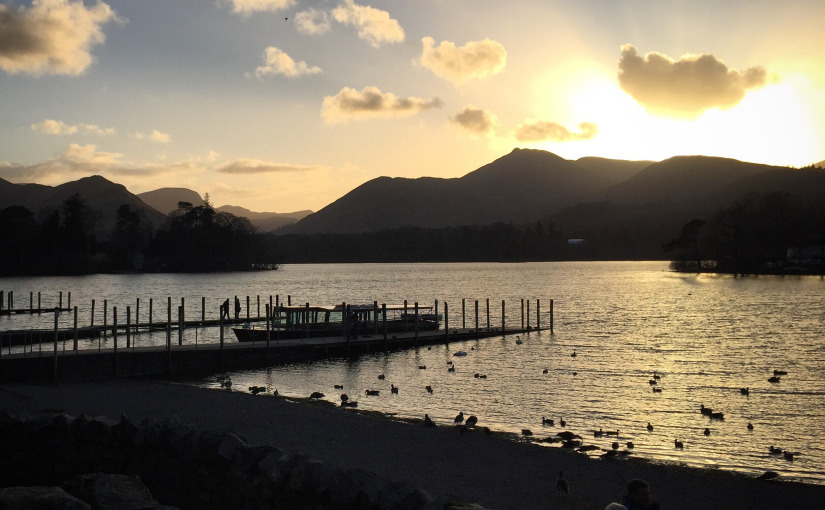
[1,379,824,510]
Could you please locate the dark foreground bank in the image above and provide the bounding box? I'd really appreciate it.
[1,380,823,510]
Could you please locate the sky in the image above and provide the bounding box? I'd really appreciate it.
[1,0,824,214]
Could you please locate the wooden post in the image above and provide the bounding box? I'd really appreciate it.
[501,300,505,335]
[288,295,291,306]
[486,298,490,329]
[180,297,185,331]
[113,306,118,354]
[414,301,419,344]
[444,302,449,342]
[67,292,71,310]
[344,303,350,346]
[136,298,140,333]
[149,299,153,331]
[550,299,554,334]
[167,297,172,330]
[126,306,131,348]
[521,298,524,330]
[37,292,40,313]
[246,295,250,320]
[527,300,530,331]
[475,300,479,336]
[73,306,78,352]
[59,291,63,309]
[90,299,95,327]
[276,294,279,307]
[434,300,438,321]
[382,303,388,347]
[30,292,33,313]
[257,295,261,319]
[403,300,408,331]
[0,290,4,311]
[202,297,206,326]
[53,308,59,380]
[462,298,466,329]
[178,306,184,345]
[9,290,13,310]
[304,302,310,339]
[219,308,224,350]
[103,299,108,337]
[167,323,172,375]
[537,298,541,330]
[373,301,379,334]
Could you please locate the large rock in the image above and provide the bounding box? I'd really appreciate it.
[62,473,172,510]
[0,486,91,510]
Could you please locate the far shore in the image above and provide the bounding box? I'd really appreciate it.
[1,379,823,510]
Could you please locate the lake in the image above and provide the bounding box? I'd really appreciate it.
[2,261,824,484]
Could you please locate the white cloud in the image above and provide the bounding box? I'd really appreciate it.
[450,105,499,136]
[321,86,443,124]
[0,0,122,76]
[62,143,123,166]
[255,46,322,78]
[332,0,404,48]
[225,0,295,16]
[294,8,331,35]
[31,119,115,136]
[216,159,325,174]
[618,44,767,116]
[514,121,598,143]
[135,130,171,143]
[420,37,506,85]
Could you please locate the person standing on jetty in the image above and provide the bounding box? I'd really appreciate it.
[221,298,230,321]
[234,296,241,320]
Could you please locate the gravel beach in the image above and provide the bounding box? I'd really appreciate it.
[1,379,823,510]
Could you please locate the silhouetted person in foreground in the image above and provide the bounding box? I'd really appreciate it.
[234,296,241,320]
[621,479,660,510]
[221,298,230,320]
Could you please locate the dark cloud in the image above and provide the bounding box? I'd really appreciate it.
[450,105,498,135]
[618,44,767,116]
[217,159,324,174]
[322,86,443,123]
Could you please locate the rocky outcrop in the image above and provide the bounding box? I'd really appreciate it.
[0,410,491,510]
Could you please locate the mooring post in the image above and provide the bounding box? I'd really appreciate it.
[537,298,541,330]
[9,290,13,310]
[67,292,71,310]
[126,306,131,348]
[59,291,63,310]
[276,294,279,308]
[178,306,184,346]
[304,303,310,339]
[486,298,490,329]
[36,292,40,314]
[103,299,108,337]
[257,295,260,319]
[136,298,140,334]
[53,307,59,380]
[501,300,505,335]
[201,297,206,326]
[527,300,530,331]
[90,299,95,327]
[382,303,388,348]
[167,297,171,331]
[434,300,438,321]
[462,298,466,329]
[113,306,118,355]
[167,323,172,375]
[266,303,271,365]
[219,307,224,351]
[403,300,408,331]
[30,292,33,313]
[149,299,153,331]
[521,298,524,330]
[444,302,449,342]
[288,295,292,306]
[344,303,350,346]
[0,290,4,312]
[73,306,78,352]
[180,297,185,331]
[246,296,250,320]
[414,301,419,345]
[550,299,554,334]
[475,300,479,336]
[373,301,379,334]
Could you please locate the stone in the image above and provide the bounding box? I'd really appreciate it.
[216,432,247,462]
[62,473,162,510]
[0,486,91,510]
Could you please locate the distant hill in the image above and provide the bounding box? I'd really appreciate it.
[0,175,166,238]
[282,148,610,234]
[137,188,313,232]
[138,187,204,215]
[574,157,653,185]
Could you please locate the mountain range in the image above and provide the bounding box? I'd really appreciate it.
[2,150,824,246]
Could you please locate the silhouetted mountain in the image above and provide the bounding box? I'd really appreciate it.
[138,187,204,215]
[283,149,609,234]
[216,205,312,232]
[0,175,165,238]
[574,157,654,185]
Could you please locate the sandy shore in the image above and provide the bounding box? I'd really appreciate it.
[1,379,822,510]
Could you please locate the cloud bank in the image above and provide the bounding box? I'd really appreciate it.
[217,159,324,174]
[618,44,767,116]
[255,47,321,78]
[294,8,331,35]
[515,121,598,143]
[322,86,443,124]
[225,0,294,15]
[450,105,499,136]
[0,0,121,76]
[332,0,404,48]
[420,37,506,85]
[31,119,115,136]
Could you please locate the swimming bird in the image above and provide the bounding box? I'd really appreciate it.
[334,384,343,389]
[309,391,324,399]
[560,417,566,427]
[516,336,523,344]
[768,376,780,383]
[571,350,577,357]
[448,365,456,372]
[647,422,653,432]
[700,405,712,415]
[626,442,634,449]
[593,428,604,437]
[556,470,569,494]
[740,387,750,395]
[710,412,724,420]
[419,365,426,369]
[783,451,795,461]
[768,446,783,454]
[675,439,684,449]
[542,368,549,374]
[425,385,433,393]
[424,414,436,427]
[704,428,711,436]
[454,412,464,425]
[454,351,468,356]
[652,387,663,393]
[365,389,380,396]
[465,415,478,427]
[447,360,453,365]
[378,374,385,380]
[611,441,619,450]
[773,370,787,376]
[748,422,754,430]
[652,372,661,379]
[391,384,399,394]
[542,417,554,426]
[474,373,480,378]
[649,379,658,385]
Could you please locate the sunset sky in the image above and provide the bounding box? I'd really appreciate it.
[1,0,824,213]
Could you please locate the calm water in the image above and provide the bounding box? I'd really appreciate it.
[2,262,824,483]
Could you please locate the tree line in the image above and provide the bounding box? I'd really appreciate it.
[0,195,277,276]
